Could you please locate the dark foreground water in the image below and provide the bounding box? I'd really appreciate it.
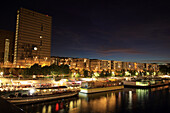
[18,85,170,113]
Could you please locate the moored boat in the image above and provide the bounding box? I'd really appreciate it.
[123,78,170,88]
[80,81,124,94]
[1,86,79,105]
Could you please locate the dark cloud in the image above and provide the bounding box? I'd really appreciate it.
[96,48,145,55]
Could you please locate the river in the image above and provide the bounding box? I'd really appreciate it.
[18,85,170,113]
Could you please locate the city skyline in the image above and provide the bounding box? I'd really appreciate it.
[1,0,170,64]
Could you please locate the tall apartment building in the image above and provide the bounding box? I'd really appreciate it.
[0,30,14,66]
[13,8,52,67]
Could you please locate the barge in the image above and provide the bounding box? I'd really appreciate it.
[80,81,124,94]
[123,79,170,88]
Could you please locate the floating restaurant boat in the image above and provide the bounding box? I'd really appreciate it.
[80,81,124,94]
[1,86,79,105]
[123,78,170,88]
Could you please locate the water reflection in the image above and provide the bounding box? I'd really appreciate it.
[18,85,170,113]
[79,91,120,113]
[128,91,132,109]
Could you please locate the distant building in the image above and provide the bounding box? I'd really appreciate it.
[0,29,14,66]
[89,59,100,72]
[13,8,52,68]
[113,61,122,71]
[51,56,90,71]
[99,60,111,71]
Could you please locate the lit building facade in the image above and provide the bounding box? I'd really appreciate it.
[99,60,111,71]
[13,8,52,68]
[113,61,123,71]
[0,30,14,67]
[50,56,159,74]
[51,57,90,71]
[89,59,100,72]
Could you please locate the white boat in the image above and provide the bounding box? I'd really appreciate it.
[80,81,124,94]
[2,86,79,105]
[123,79,170,88]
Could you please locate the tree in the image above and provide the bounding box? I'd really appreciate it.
[130,70,136,76]
[30,63,41,75]
[22,68,31,78]
[9,68,14,75]
[121,69,125,76]
[83,70,89,77]
[105,71,111,77]
[159,65,169,75]
[42,66,50,75]
[60,64,70,74]
[18,68,23,75]
[100,70,105,77]
[49,64,59,75]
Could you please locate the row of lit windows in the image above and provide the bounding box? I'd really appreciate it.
[20,15,51,25]
[20,23,51,32]
[20,10,52,19]
[13,13,20,64]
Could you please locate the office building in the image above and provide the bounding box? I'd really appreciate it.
[13,8,52,67]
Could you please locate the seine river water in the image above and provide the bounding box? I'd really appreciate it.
[18,85,170,113]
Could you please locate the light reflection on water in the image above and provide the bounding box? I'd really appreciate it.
[18,85,170,113]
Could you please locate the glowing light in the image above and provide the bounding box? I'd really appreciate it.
[153,72,156,76]
[136,82,149,86]
[34,47,37,50]
[112,72,115,76]
[125,71,131,76]
[43,89,47,92]
[135,72,139,76]
[29,88,35,95]
[146,72,150,75]
[94,72,99,77]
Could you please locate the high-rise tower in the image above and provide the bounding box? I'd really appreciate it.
[0,30,14,65]
[14,8,52,67]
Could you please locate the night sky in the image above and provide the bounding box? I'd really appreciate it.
[1,0,170,63]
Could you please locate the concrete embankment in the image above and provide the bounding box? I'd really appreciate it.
[0,97,25,113]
